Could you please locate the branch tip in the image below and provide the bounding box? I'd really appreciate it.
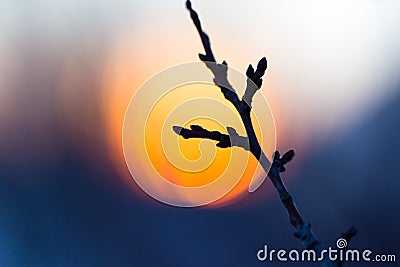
[242,57,268,106]
[172,126,183,135]
[226,126,238,136]
[185,0,192,10]
[272,150,295,173]
[257,57,267,71]
[246,64,254,77]
[341,226,357,242]
[282,150,295,164]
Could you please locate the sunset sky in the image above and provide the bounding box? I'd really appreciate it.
[1,1,400,266]
[2,0,400,203]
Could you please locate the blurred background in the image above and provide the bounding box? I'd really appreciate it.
[0,0,399,266]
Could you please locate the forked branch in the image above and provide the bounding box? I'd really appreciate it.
[174,1,356,266]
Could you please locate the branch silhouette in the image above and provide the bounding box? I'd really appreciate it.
[173,125,250,150]
[174,1,356,266]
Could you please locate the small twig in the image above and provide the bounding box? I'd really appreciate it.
[340,226,357,243]
[242,57,268,108]
[173,125,249,150]
[186,0,215,63]
[186,0,241,109]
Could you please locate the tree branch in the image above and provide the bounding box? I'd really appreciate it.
[242,57,268,107]
[177,1,356,266]
[186,0,241,108]
[173,125,249,150]
[186,0,215,63]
